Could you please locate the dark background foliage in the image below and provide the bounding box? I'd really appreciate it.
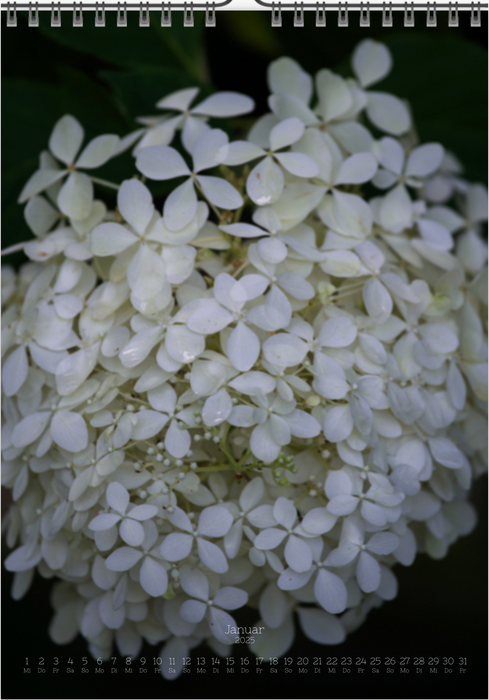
[1,9,488,700]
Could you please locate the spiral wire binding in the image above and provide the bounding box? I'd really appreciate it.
[2,0,486,28]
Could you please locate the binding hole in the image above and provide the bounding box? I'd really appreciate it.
[184,4,194,27]
[382,2,393,26]
[28,3,39,27]
[360,3,370,27]
[471,2,481,26]
[7,3,17,26]
[205,3,216,27]
[117,3,127,27]
[140,2,150,26]
[73,2,83,27]
[338,3,348,26]
[95,3,105,27]
[271,3,281,26]
[161,3,171,26]
[426,3,436,26]
[316,2,325,27]
[294,3,304,26]
[51,2,61,26]
[448,3,458,26]
[404,2,414,26]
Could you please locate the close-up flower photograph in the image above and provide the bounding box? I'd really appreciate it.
[1,5,488,700]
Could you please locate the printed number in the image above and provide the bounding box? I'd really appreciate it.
[428,657,439,666]
[341,657,352,665]
[126,657,132,666]
[443,657,454,665]
[212,658,220,665]
[313,658,322,666]
[400,657,410,665]
[284,657,293,666]
[326,657,337,665]
[140,658,146,666]
[197,657,205,666]
[414,658,425,666]
[297,657,309,666]
[356,658,366,665]
[385,657,395,665]
[370,657,381,666]
[53,658,59,666]
[269,658,279,665]
[82,657,88,666]
[39,658,44,666]
[241,657,249,665]
[459,658,467,665]
[153,657,162,665]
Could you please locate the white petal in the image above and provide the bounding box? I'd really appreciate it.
[198,505,233,537]
[197,538,228,573]
[129,504,158,521]
[91,222,138,256]
[316,69,352,122]
[187,301,234,334]
[191,128,228,173]
[163,179,197,231]
[429,437,466,469]
[106,547,143,571]
[254,527,288,550]
[333,189,372,238]
[49,115,84,165]
[335,153,377,186]
[260,582,288,629]
[89,513,121,531]
[270,117,304,151]
[160,532,193,561]
[193,92,254,117]
[50,411,88,452]
[213,586,248,611]
[268,57,313,103]
[319,316,357,348]
[356,550,381,592]
[131,410,167,440]
[202,388,233,426]
[263,333,308,367]
[180,599,206,623]
[18,169,66,203]
[120,519,145,546]
[352,39,392,88]
[366,531,400,555]
[219,222,264,239]
[4,545,42,572]
[301,508,337,535]
[196,175,243,210]
[380,183,412,233]
[139,556,168,597]
[136,145,190,180]
[226,322,260,372]
[405,143,444,178]
[106,482,129,513]
[257,237,287,263]
[285,534,312,573]
[363,278,393,324]
[165,325,205,364]
[2,345,28,397]
[323,405,353,442]
[24,196,59,235]
[127,244,166,301]
[314,568,347,614]
[367,92,411,136]
[216,140,265,166]
[246,157,284,206]
[57,172,93,221]
[297,607,345,644]
[286,410,320,439]
[179,565,209,599]
[118,179,154,235]
[76,134,119,169]
[165,419,191,458]
[181,116,210,154]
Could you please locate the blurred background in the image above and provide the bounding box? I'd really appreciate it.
[2,9,488,699]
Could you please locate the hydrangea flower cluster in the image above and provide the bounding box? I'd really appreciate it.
[2,40,487,680]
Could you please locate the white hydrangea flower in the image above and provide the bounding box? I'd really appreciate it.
[3,40,487,681]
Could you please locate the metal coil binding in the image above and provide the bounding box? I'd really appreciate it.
[316,3,326,26]
[359,4,370,26]
[382,2,393,25]
[338,2,348,25]
[0,1,485,30]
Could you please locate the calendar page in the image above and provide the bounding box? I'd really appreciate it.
[1,5,487,699]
